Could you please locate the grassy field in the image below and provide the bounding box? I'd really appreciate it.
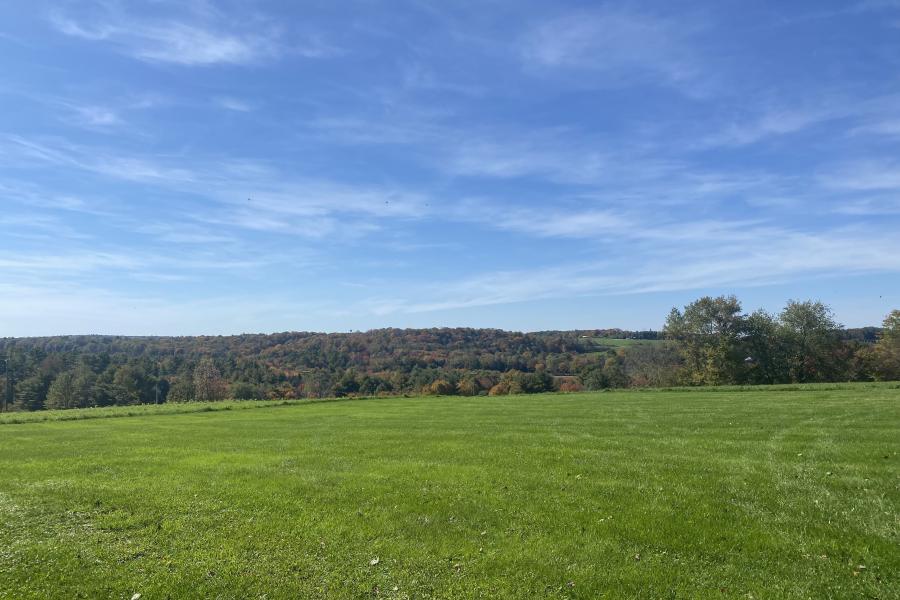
[588,337,662,348]
[0,387,897,599]
[0,397,335,425]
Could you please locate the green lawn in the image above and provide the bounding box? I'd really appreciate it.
[1,387,898,599]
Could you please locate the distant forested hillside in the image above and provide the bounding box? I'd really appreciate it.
[0,328,655,410]
[1,297,897,412]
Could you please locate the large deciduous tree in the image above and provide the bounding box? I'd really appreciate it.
[871,310,900,380]
[742,310,788,385]
[664,295,746,385]
[778,300,841,383]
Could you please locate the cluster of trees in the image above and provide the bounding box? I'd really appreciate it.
[0,301,896,412]
[664,297,899,385]
[0,353,239,412]
[0,329,618,411]
[576,343,684,390]
[867,309,900,381]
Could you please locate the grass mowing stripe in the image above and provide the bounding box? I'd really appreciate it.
[0,396,366,425]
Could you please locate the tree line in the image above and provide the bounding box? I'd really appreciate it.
[664,298,897,385]
[0,300,897,411]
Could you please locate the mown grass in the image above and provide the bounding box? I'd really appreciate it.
[2,382,897,426]
[0,397,336,425]
[0,386,897,599]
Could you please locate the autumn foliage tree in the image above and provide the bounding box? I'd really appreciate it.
[0,308,893,412]
[429,379,455,395]
[193,358,227,401]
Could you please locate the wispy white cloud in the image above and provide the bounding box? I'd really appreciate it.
[0,247,267,280]
[445,135,611,184]
[497,209,629,239]
[454,200,786,249]
[699,92,900,147]
[400,63,486,97]
[0,212,93,241]
[308,116,685,187]
[522,7,706,92]
[307,116,433,146]
[306,109,791,202]
[832,196,900,215]
[213,96,254,112]
[288,35,343,59]
[851,118,900,137]
[0,86,177,136]
[1,134,197,182]
[700,106,840,147]
[364,226,900,315]
[820,159,900,191]
[135,222,237,245]
[453,201,629,238]
[48,7,282,66]
[126,93,172,110]
[1,180,99,213]
[854,0,900,12]
[0,131,800,246]
[60,103,123,129]
[0,135,428,240]
[0,251,140,273]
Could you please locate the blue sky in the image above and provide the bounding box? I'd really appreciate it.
[1,0,899,336]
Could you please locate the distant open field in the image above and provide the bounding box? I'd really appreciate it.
[588,336,662,348]
[576,337,662,349]
[1,386,897,598]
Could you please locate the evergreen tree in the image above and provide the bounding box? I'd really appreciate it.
[15,375,48,411]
